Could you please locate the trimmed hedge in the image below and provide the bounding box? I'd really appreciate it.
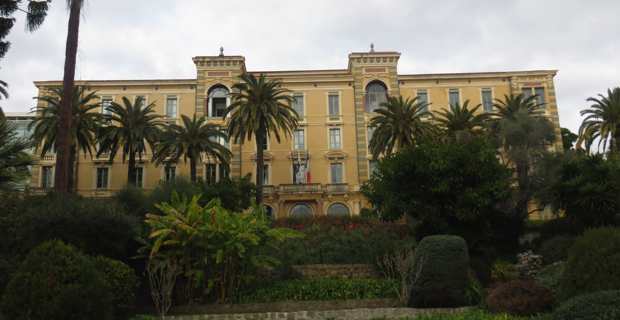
[0,240,114,320]
[486,280,553,316]
[238,278,397,303]
[535,262,565,299]
[553,290,620,320]
[94,256,139,320]
[560,227,620,300]
[538,235,573,265]
[409,235,470,308]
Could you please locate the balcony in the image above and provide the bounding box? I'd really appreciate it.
[325,183,349,194]
[261,185,276,195]
[279,183,322,194]
[40,154,55,161]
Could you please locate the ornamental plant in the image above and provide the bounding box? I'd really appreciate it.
[144,193,303,304]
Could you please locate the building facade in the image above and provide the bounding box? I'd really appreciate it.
[30,49,562,218]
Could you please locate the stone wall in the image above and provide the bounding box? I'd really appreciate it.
[291,264,379,279]
[168,307,471,320]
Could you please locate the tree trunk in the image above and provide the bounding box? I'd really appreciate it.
[515,161,530,219]
[54,0,82,193]
[190,156,197,183]
[255,127,265,204]
[68,146,77,192]
[128,149,136,186]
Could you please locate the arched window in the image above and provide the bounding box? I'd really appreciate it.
[207,85,229,118]
[264,205,274,219]
[327,203,350,218]
[365,81,388,112]
[290,203,313,219]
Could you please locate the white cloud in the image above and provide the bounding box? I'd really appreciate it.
[1,0,618,133]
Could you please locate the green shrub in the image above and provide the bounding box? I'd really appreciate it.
[490,260,518,283]
[409,235,470,308]
[535,262,565,299]
[0,240,114,320]
[415,309,551,319]
[94,256,139,320]
[552,290,620,320]
[560,227,620,300]
[538,235,573,265]
[486,280,553,316]
[238,278,397,303]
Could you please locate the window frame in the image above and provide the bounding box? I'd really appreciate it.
[329,162,345,184]
[95,167,110,190]
[365,81,388,113]
[293,128,306,151]
[481,88,494,113]
[165,95,179,119]
[327,91,341,121]
[328,127,342,150]
[41,165,54,189]
[416,89,430,112]
[448,88,460,107]
[101,95,114,116]
[292,92,305,121]
[207,85,230,118]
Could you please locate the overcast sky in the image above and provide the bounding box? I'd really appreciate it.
[0,0,618,132]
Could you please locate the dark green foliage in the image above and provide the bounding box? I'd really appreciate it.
[486,280,554,316]
[537,218,582,240]
[538,236,574,265]
[409,235,470,308]
[561,128,578,151]
[0,115,32,190]
[238,278,397,303]
[536,153,620,229]
[0,240,114,320]
[363,138,515,252]
[94,256,139,320]
[535,262,565,299]
[270,216,413,268]
[560,227,620,300]
[552,290,620,320]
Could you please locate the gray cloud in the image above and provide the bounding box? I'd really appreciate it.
[1,0,618,133]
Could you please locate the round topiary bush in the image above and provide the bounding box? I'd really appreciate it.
[408,235,470,307]
[94,256,139,320]
[486,279,554,316]
[553,290,620,320]
[0,240,114,320]
[560,227,620,300]
[539,235,574,265]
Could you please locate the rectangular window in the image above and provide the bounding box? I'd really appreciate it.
[262,164,269,185]
[164,166,176,182]
[417,89,429,112]
[522,87,533,98]
[166,96,178,118]
[41,166,53,189]
[449,88,460,106]
[292,163,306,184]
[329,128,342,150]
[211,97,227,117]
[101,96,113,115]
[96,167,109,189]
[328,93,340,120]
[293,129,305,150]
[330,163,343,184]
[134,167,144,188]
[218,163,230,181]
[209,128,229,149]
[534,87,546,107]
[205,163,217,184]
[292,94,304,120]
[135,95,146,108]
[481,88,493,112]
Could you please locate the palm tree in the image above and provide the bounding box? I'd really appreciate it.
[30,86,102,192]
[0,80,7,100]
[154,115,232,182]
[225,73,297,204]
[368,95,434,159]
[435,100,490,140]
[0,112,32,191]
[491,93,555,219]
[97,96,163,186]
[577,87,620,153]
[55,0,87,193]
[0,0,51,59]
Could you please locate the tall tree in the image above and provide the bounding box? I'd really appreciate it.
[368,95,434,159]
[97,96,163,186]
[30,86,102,191]
[435,100,490,140]
[0,80,7,100]
[55,0,87,193]
[225,73,297,204]
[491,93,555,218]
[154,115,231,182]
[561,127,578,151]
[577,87,620,153]
[0,106,32,190]
[0,0,50,59]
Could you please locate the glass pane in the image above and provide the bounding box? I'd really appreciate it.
[417,90,428,112]
[449,89,460,106]
[327,203,350,217]
[331,163,343,183]
[102,97,113,115]
[535,87,546,106]
[482,89,493,112]
[218,164,229,181]
[263,165,269,185]
[206,164,217,184]
[329,94,340,118]
[329,128,341,149]
[294,130,305,150]
[212,98,227,117]
[522,87,533,98]
[293,163,307,184]
[166,97,177,118]
[293,95,304,119]
[290,204,312,219]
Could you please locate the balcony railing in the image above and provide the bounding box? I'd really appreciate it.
[325,183,349,194]
[279,183,322,194]
[40,154,55,161]
[261,185,275,195]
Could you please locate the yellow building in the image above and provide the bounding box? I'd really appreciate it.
[30,48,562,218]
